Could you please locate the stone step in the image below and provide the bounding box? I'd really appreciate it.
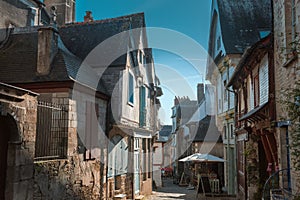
[114,193,126,200]
[135,194,145,200]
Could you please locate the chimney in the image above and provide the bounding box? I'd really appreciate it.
[84,11,94,23]
[174,97,179,106]
[37,26,58,75]
[197,83,205,104]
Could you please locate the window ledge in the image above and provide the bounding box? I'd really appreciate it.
[127,101,134,107]
[34,158,68,163]
[114,194,126,198]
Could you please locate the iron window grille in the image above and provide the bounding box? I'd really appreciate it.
[35,101,68,161]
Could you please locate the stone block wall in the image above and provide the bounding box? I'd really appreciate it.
[125,174,133,199]
[0,0,38,28]
[33,91,108,199]
[273,0,300,193]
[0,87,38,200]
[245,139,260,200]
[141,179,152,196]
[33,155,103,200]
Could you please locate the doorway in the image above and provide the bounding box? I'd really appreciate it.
[0,114,19,199]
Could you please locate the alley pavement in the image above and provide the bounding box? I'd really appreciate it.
[148,178,238,200]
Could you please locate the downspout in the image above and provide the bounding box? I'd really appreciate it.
[226,86,238,195]
[275,120,292,191]
[105,99,112,200]
[285,126,291,191]
[226,61,230,194]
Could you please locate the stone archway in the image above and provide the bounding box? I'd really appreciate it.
[0,114,19,199]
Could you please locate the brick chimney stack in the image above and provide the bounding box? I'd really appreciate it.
[174,97,179,106]
[84,11,94,23]
[197,83,205,104]
[37,26,58,75]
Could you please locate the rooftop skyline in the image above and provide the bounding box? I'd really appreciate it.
[76,0,212,124]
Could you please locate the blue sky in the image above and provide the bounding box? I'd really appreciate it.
[76,0,212,125]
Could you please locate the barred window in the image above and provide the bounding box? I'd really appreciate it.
[35,101,68,161]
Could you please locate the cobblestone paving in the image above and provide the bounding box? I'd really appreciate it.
[148,178,196,199]
[147,178,238,200]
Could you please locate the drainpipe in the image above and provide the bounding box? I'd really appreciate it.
[285,126,291,191]
[225,85,238,195]
[275,120,292,191]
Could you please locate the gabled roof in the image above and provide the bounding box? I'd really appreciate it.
[189,116,222,143]
[0,28,108,95]
[159,125,172,137]
[227,34,271,88]
[59,12,146,66]
[217,0,272,54]
[0,12,148,96]
[157,125,172,142]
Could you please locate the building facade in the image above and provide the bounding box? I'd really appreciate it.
[206,0,272,197]
[171,96,198,177]
[0,83,38,200]
[0,2,161,199]
[273,0,300,196]
[44,0,75,26]
[228,35,277,199]
[59,12,162,199]
[153,125,172,187]
[0,0,51,28]
[0,23,109,199]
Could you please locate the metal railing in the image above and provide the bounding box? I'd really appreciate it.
[262,169,294,200]
[35,101,68,161]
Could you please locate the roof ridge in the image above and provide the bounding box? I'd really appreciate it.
[61,12,144,28]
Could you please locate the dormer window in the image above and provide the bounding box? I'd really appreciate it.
[259,30,270,39]
[128,72,134,105]
[139,50,144,65]
[217,36,221,50]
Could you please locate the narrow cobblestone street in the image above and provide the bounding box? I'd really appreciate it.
[148,178,237,200]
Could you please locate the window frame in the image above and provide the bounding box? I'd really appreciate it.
[254,74,260,107]
[128,72,134,105]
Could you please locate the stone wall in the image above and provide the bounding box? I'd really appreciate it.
[273,0,300,193]
[0,85,38,200]
[33,91,108,199]
[141,179,152,196]
[0,0,38,28]
[33,156,103,200]
[245,139,260,200]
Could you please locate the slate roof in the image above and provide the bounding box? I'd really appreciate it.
[0,12,147,95]
[189,116,222,143]
[159,125,172,137]
[157,125,172,142]
[59,12,146,66]
[217,0,272,54]
[177,99,198,125]
[0,28,108,94]
[227,34,271,87]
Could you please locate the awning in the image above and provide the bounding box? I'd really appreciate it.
[179,153,225,162]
